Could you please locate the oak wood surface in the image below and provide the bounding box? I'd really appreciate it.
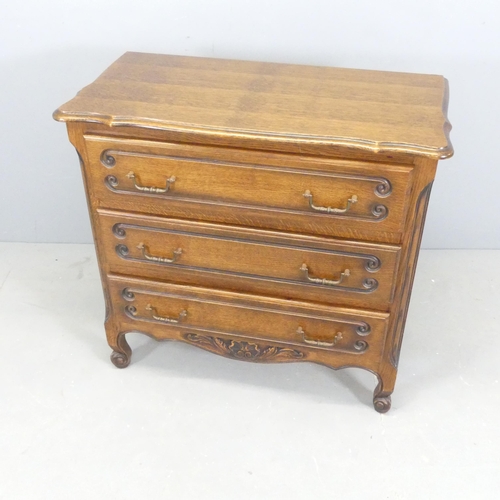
[108,273,388,364]
[54,52,453,159]
[85,134,413,242]
[97,209,400,311]
[55,53,454,412]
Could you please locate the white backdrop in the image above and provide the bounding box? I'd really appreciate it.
[1,0,499,248]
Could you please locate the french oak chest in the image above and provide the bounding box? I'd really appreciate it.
[54,52,453,412]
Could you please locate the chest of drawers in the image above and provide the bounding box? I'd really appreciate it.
[54,52,453,412]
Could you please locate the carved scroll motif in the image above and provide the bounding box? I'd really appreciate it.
[182,333,306,362]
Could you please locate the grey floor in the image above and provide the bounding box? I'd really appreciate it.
[0,243,499,499]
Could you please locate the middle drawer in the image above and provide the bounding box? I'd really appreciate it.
[97,210,400,311]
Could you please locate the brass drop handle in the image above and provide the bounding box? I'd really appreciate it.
[146,304,187,324]
[300,264,350,286]
[296,327,343,347]
[137,243,182,263]
[127,171,176,193]
[303,190,357,214]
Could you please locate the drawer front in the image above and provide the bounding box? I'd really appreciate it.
[85,135,414,241]
[108,275,389,360]
[98,210,400,310]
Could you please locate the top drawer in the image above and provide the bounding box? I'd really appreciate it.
[83,135,414,242]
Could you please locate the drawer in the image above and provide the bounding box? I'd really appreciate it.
[84,135,414,242]
[108,274,389,360]
[97,210,400,311]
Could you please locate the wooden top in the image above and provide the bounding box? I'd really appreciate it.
[54,52,453,159]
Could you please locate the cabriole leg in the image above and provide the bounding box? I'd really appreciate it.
[105,316,132,368]
[109,333,132,368]
[373,371,396,413]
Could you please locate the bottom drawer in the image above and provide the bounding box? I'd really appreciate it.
[108,274,389,362]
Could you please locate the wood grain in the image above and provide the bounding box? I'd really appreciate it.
[108,273,388,365]
[96,209,400,311]
[54,52,454,412]
[84,134,414,241]
[54,52,453,159]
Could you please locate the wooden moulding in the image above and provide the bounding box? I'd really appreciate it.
[54,52,454,160]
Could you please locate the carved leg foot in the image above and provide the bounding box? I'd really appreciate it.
[110,349,130,368]
[109,332,132,369]
[373,393,392,413]
[373,378,393,413]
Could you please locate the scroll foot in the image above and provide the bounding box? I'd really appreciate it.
[110,350,130,368]
[108,332,132,369]
[373,376,393,413]
[373,394,392,413]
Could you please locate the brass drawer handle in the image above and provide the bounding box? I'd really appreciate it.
[127,171,176,193]
[303,190,357,214]
[137,243,182,263]
[300,263,350,285]
[296,327,343,347]
[146,304,187,324]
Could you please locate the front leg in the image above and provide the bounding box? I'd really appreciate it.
[105,315,132,368]
[109,333,132,368]
[373,370,396,413]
